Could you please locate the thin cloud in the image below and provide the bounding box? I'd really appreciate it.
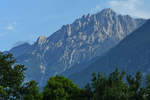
[91,0,150,19]
[4,21,16,31]
[108,0,150,18]
[90,5,101,13]
[5,25,14,31]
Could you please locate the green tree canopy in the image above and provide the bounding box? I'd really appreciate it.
[22,80,41,100]
[0,52,26,99]
[43,75,85,100]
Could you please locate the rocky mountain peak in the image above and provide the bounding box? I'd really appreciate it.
[10,8,146,86]
[37,36,47,45]
[69,20,150,87]
[99,8,116,16]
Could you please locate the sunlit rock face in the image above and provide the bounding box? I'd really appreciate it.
[9,8,146,86]
[69,20,150,87]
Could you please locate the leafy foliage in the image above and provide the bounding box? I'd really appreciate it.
[85,68,150,100]
[22,80,41,100]
[0,52,26,99]
[43,75,85,100]
[1,52,150,100]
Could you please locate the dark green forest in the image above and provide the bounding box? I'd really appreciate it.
[0,52,150,100]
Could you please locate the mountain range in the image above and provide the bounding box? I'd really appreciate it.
[69,19,150,87]
[9,8,146,86]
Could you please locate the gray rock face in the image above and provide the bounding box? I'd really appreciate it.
[10,8,145,85]
[69,19,150,87]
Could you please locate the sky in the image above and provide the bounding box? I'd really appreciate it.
[0,0,150,51]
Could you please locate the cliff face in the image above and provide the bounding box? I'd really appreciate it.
[10,8,145,85]
[69,20,150,87]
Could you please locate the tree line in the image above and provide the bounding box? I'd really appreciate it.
[0,52,150,100]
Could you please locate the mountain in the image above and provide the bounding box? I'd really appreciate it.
[69,19,150,87]
[9,42,32,58]
[9,8,145,86]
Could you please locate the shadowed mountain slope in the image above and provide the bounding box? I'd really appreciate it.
[69,19,150,87]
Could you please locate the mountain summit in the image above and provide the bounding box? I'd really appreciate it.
[70,19,150,87]
[100,8,116,15]
[9,8,146,86]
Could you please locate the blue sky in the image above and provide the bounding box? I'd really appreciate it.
[0,0,150,51]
